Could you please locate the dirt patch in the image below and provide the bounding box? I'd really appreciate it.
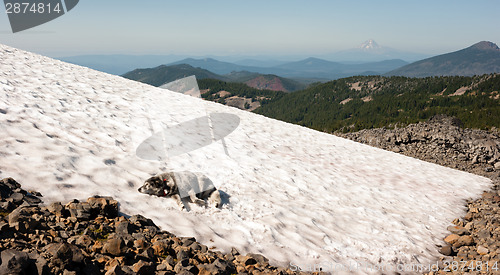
[216,90,231,97]
[225,96,260,111]
[361,96,373,102]
[350,82,362,91]
[340,98,353,105]
[449,87,468,96]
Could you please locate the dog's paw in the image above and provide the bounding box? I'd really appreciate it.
[194,199,206,206]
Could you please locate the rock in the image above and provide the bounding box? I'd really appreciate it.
[197,263,219,275]
[176,249,190,261]
[0,249,36,274]
[44,243,82,265]
[439,245,453,256]
[116,221,136,236]
[10,192,24,203]
[29,252,49,275]
[75,235,94,249]
[477,245,489,255]
[132,260,155,275]
[103,237,127,256]
[453,235,474,249]
[23,194,42,205]
[105,264,125,275]
[247,253,269,264]
[0,178,20,199]
[494,162,500,170]
[447,225,469,235]
[174,259,191,273]
[87,196,118,218]
[477,229,491,240]
[47,202,66,217]
[129,215,156,227]
[444,234,461,245]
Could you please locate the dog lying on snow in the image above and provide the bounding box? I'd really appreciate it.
[138,172,221,210]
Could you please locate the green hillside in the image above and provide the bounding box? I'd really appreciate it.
[255,74,500,132]
[122,64,226,87]
[198,79,285,105]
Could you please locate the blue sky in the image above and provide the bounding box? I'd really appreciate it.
[0,0,498,58]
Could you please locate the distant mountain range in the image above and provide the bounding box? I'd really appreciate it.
[58,39,414,77]
[167,57,408,79]
[387,41,500,77]
[122,64,307,92]
[59,54,187,75]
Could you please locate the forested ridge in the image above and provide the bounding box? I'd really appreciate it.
[254,74,500,132]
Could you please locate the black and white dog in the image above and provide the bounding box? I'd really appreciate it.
[138,171,221,210]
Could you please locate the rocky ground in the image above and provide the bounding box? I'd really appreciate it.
[0,177,319,275]
[339,115,500,274]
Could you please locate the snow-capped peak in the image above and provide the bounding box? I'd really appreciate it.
[358,39,381,50]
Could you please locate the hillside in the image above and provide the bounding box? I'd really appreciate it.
[255,74,500,132]
[274,57,408,78]
[122,64,305,93]
[197,79,285,111]
[225,71,307,92]
[1,44,491,272]
[121,64,227,86]
[387,41,500,77]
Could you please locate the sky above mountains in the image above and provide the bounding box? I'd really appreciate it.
[0,0,498,58]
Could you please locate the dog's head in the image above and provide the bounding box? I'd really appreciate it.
[138,173,179,197]
[138,175,166,196]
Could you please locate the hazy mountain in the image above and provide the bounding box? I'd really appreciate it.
[167,58,280,75]
[273,58,408,79]
[232,59,288,67]
[122,64,227,87]
[58,54,188,75]
[169,56,407,80]
[323,39,429,62]
[122,64,305,92]
[386,41,500,77]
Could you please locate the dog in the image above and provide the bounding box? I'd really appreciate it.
[138,171,221,210]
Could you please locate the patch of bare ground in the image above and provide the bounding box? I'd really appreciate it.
[449,86,469,96]
[225,96,260,111]
[339,98,352,105]
[350,82,362,91]
[361,95,373,102]
[216,90,231,97]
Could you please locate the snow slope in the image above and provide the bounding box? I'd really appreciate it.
[0,44,491,274]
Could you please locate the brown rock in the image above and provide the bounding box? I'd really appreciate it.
[444,234,460,244]
[132,260,155,275]
[105,264,125,275]
[447,225,469,236]
[133,239,147,252]
[103,238,126,256]
[439,245,453,256]
[477,245,489,255]
[91,241,104,253]
[453,235,474,249]
[75,235,93,249]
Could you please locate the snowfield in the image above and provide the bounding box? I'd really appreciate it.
[0,44,491,274]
